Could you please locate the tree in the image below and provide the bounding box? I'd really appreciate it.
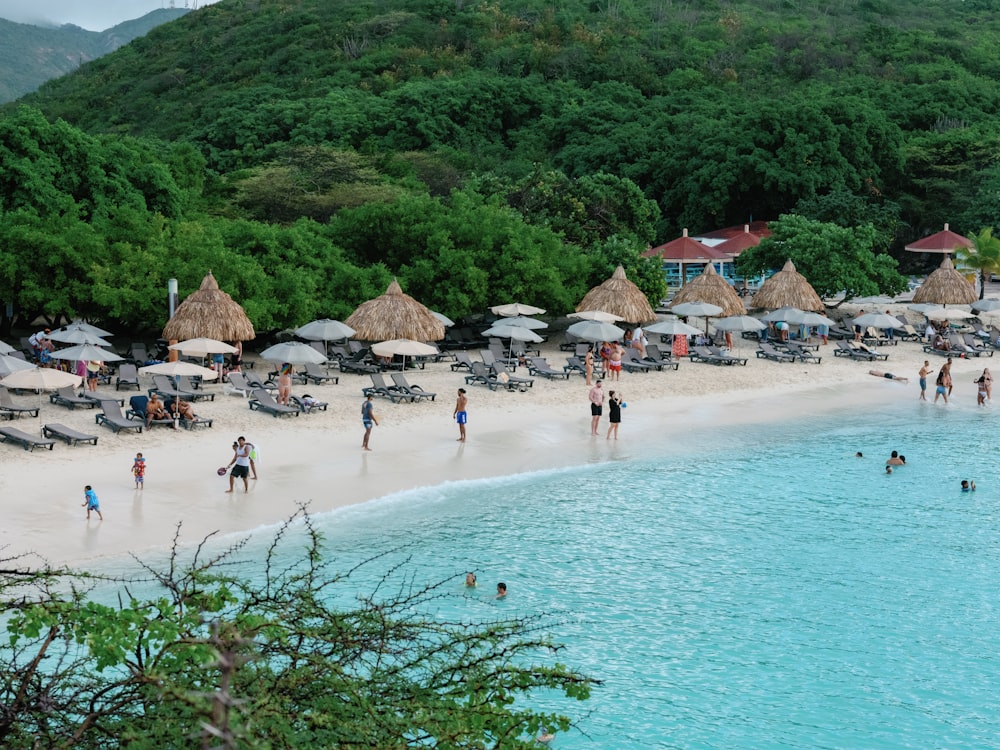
[954,227,1000,300]
[735,214,908,305]
[0,511,594,748]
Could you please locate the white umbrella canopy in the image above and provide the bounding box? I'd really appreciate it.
[50,322,113,339]
[566,320,626,342]
[645,319,703,336]
[908,303,943,314]
[971,298,1000,313]
[853,312,904,330]
[796,311,837,327]
[47,326,112,346]
[0,354,35,377]
[0,340,15,355]
[50,344,125,362]
[760,306,804,323]
[499,316,548,330]
[258,341,328,365]
[1,367,82,390]
[138,361,220,380]
[294,319,356,342]
[481,324,544,343]
[567,310,625,323]
[926,308,975,321]
[168,338,238,356]
[371,339,439,358]
[430,311,455,328]
[712,316,767,333]
[670,302,724,318]
[491,302,546,317]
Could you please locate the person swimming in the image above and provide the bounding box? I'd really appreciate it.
[465,572,477,587]
[496,582,507,598]
[961,480,976,492]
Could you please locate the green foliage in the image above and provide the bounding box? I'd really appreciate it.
[954,227,1000,299]
[736,214,908,302]
[0,513,593,748]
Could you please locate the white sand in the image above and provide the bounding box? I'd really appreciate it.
[0,312,984,567]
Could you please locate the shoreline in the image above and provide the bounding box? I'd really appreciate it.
[0,331,983,569]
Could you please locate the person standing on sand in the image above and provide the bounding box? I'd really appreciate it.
[943,357,954,397]
[454,388,468,442]
[606,390,622,440]
[132,453,146,490]
[589,381,604,436]
[584,349,594,385]
[225,437,251,493]
[607,342,623,381]
[919,361,934,401]
[277,363,293,405]
[934,368,949,404]
[82,485,103,521]
[362,394,378,451]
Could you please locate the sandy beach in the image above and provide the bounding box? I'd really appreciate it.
[0,306,987,568]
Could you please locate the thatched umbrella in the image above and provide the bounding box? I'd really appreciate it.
[668,263,745,317]
[749,259,824,312]
[912,255,978,305]
[905,223,973,255]
[345,279,445,342]
[576,266,656,324]
[161,272,256,342]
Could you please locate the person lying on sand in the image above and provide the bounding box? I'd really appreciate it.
[869,370,908,384]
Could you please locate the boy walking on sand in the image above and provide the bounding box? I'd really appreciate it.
[132,453,146,489]
[82,485,103,521]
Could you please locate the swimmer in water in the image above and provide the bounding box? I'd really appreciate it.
[465,572,477,587]
[961,480,976,492]
[496,582,507,599]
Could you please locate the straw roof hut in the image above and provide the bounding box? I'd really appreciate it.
[749,259,825,312]
[576,265,656,324]
[161,271,255,342]
[667,262,745,317]
[912,255,977,305]
[345,279,445,342]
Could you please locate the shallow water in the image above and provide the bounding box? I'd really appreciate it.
[112,397,1000,748]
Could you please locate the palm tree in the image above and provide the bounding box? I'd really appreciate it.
[954,227,1000,299]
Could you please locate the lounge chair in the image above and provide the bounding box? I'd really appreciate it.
[481,348,517,371]
[0,426,55,451]
[564,356,588,377]
[922,342,952,358]
[627,347,670,371]
[559,333,581,351]
[42,423,98,446]
[450,351,476,372]
[391,373,437,401]
[834,340,877,361]
[707,346,748,366]
[756,342,796,363]
[643,344,680,370]
[290,394,328,413]
[339,349,380,375]
[95,400,144,433]
[82,391,125,407]
[621,353,655,373]
[302,362,339,385]
[491,362,534,389]
[465,361,499,390]
[362,373,410,403]
[784,342,822,363]
[689,346,734,365]
[527,357,570,380]
[0,387,40,418]
[248,388,301,417]
[177,375,216,401]
[150,375,198,400]
[854,342,889,361]
[127,395,175,428]
[48,386,96,410]
[129,342,150,365]
[224,372,254,398]
[962,333,994,356]
[115,363,141,391]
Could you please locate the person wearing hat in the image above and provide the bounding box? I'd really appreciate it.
[86,360,103,392]
[28,328,53,364]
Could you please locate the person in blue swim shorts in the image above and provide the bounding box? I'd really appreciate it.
[82,485,103,521]
[453,388,468,442]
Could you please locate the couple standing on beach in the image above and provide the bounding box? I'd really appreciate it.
[588,381,623,439]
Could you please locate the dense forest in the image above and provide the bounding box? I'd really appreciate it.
[4,0,1000,333]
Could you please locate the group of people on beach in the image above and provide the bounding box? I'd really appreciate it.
[588,380,624,439]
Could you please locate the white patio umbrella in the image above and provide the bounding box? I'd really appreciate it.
[371,338,438,370]
[796,311,837,327]
[50,344,125,362]
[908,303,944,314]
[712,315,767,333]
[294,319,356,342]
[0,353,35,377]
[138,361,220,380]
[481,325,544,361]
[258,341,329,365]
[926,308,975,320]
[568,310,625,323]
[491,302,546,317]
[430,311,455,328]
[497,316,548,330]
[168,338,238,356]
[971,298,1000,313]
[50,322,113,339]
[47,326,112,346]
[0,341,15,355]
[853,312,904,330]
[1,367,82,390]
[670,302,724,318]
[644,319,703,337]
[760,306,804,323]
[566,320,626,342]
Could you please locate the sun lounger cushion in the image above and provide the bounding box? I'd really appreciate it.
[0,426,55,451]
[42,423,98,446]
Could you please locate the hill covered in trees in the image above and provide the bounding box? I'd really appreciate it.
[3,0,1000,332]
[0,9,189,103]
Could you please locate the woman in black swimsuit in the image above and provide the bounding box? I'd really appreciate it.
[606,390,622,440]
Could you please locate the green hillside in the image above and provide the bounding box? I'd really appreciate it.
[0,9,189,103]
[3,0,1000,332]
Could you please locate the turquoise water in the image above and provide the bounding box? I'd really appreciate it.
[148,397,1000,747]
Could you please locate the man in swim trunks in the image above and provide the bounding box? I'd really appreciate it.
[361,394,378,451]
[886,450,904,466]
[918,361,933,401]
[226,436,251,493]
[607,343,623,381]
[869,370,908,384]
[454,388,468,442]
[589,381,604,436]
